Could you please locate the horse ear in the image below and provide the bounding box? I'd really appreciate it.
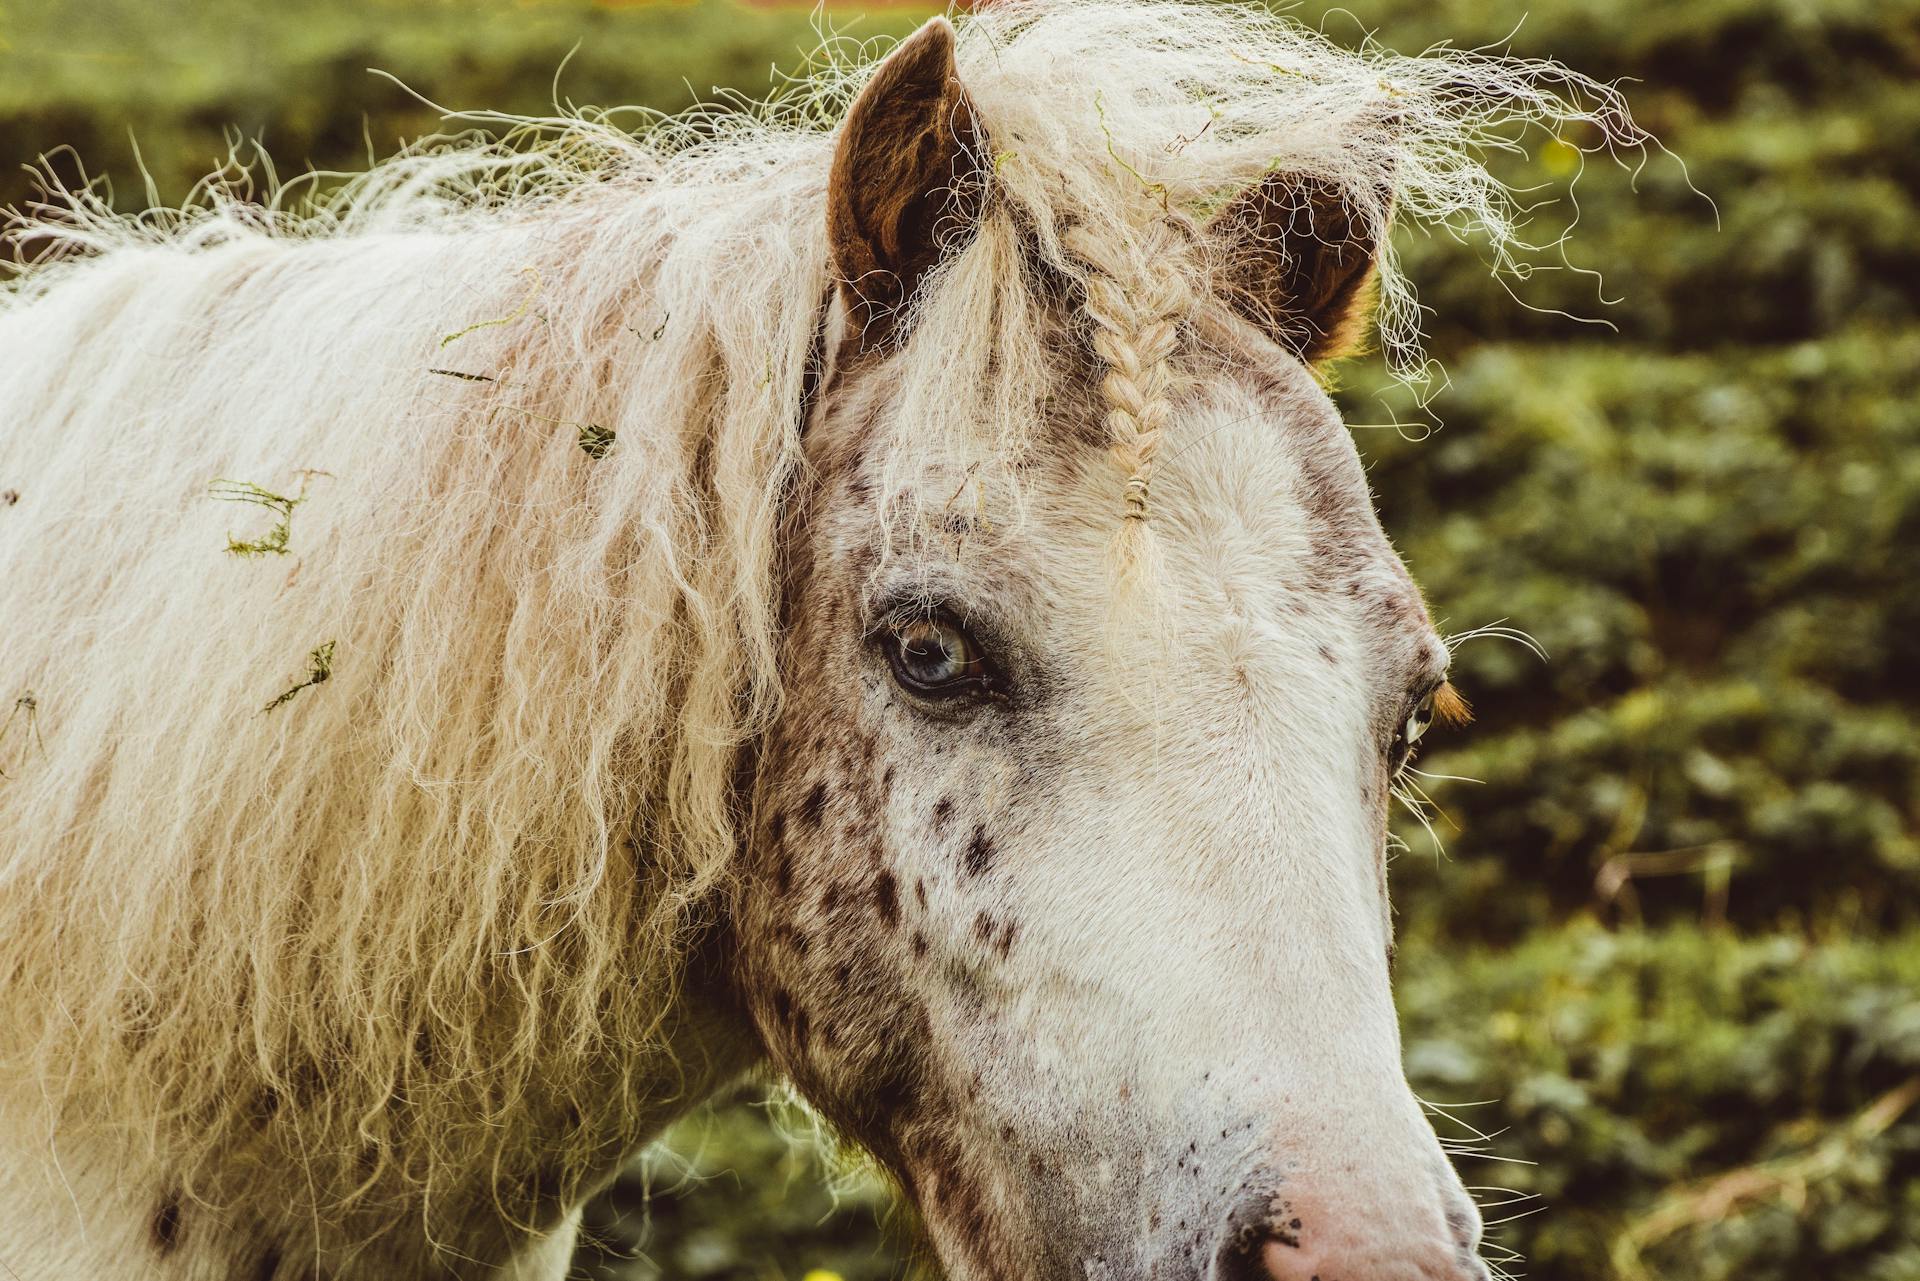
[1208,172,1384,365]
[827,17,988,346]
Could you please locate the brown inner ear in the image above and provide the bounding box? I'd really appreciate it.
[827,18,988,348]
[1210,172,1382,365]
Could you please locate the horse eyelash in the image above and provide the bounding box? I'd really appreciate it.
[1431,680,1473,729]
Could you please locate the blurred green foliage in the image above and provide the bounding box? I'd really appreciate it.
[0,0,923,214]
[1397,926,1920,1280]
[3,0,1917,1277]
[577,1089,909,1281]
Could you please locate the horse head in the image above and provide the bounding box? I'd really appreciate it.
[737,19,1486,1281]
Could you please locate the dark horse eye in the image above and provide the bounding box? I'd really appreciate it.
[1389,682,1469,778]
[1388,688,1434,778]
[885,615,991,697]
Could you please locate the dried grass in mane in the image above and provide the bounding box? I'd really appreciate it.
[0,0,1640,1223]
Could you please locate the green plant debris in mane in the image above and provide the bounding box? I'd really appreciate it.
[577,422,617,460]
[426,369,608,458]
[439,266,541,349]
[209,473,324,557]
[262,641,335,714]
[495,404,614,459]
[0,691,47,779]
[1094,90,1169,209]
[624,312,670,341]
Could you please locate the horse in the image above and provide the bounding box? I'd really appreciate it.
[0,1,1638,1277]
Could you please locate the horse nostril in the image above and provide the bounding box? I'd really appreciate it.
[1209,1225,1328,1281]
[1212,1228,1493,1281]
[1209,1233,1275,1281]
[1210,1180,1492,1281]
[1254,1238,1325,1281]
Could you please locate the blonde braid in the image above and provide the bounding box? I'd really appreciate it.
[1065,219,1195,520]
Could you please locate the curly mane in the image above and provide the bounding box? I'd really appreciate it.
[0,0,1638,1223]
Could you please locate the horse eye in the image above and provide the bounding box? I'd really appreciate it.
[1405,690,1437,747]
[885,615,990,697]
[1388,689,1438,777]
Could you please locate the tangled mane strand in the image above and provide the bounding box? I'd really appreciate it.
[0,0,1642,1232]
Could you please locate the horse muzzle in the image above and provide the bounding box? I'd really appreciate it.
[1209,1157,1489,1281]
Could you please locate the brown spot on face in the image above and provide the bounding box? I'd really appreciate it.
[773,850,794,897]
[997,922,1017,958]
[799,781,830,828]
[1,489,17,506]
[874,870,900,926]
[912,931,929,957]
[964,825,995,877]
[973,912,994,944]
[1317,643,1338,665]
[931,796,955,829]
[858,1058,927,1140]
[914,878,928,909]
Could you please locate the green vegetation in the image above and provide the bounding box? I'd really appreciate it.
[4,0,1915,1277]
[210,475,313,556]
[263,639,337,713]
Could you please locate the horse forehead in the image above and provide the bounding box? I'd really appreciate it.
[812,349,1420,632]
[1167,374,1362,503]
[1135,374,1401,576]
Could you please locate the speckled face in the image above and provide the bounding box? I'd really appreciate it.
[737,332,1486,1280]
